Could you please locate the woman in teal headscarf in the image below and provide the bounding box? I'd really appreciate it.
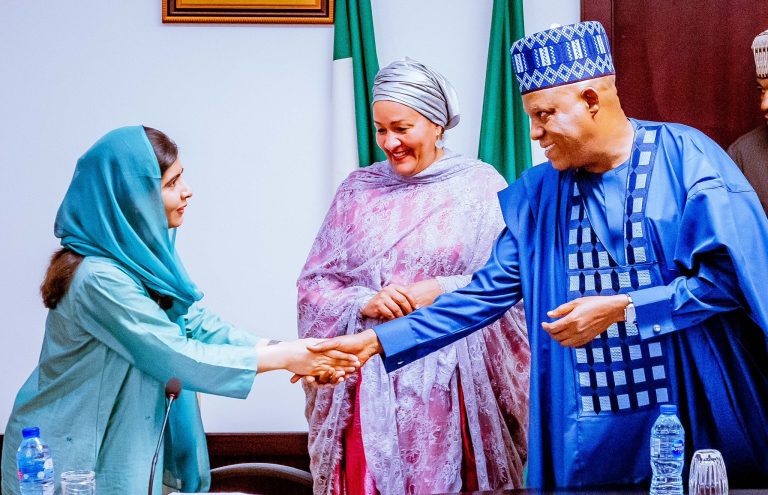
[1,126,358,494]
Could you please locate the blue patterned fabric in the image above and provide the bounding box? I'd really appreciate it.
[567,126,670,415]
[510,21,615,94]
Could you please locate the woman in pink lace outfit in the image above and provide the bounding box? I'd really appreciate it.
[297,59,530,495]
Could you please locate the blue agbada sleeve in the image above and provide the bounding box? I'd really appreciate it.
[375,225,523,372]
[630,143,768,341]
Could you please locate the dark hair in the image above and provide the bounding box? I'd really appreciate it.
[41,248,84,309]
[143,126,178,175]
[41,127,179,309]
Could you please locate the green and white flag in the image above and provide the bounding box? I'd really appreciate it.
[331,0,383,189]
[478,0,531,182]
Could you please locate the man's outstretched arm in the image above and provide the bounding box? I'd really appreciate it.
[310,226,524,373]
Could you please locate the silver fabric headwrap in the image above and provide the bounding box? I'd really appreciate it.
[753,29,768,78]
[372,58,460,130]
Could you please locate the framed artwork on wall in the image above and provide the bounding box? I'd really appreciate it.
[162,0,334,24]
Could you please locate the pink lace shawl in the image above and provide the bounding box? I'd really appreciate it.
[297,151,530,494]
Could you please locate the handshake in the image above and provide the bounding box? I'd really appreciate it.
[262,280,442,385]
[259,329,383,385]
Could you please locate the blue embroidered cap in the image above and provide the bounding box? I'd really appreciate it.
[510,21,615,94]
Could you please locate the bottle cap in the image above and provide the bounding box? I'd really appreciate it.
[660,404,677,414]
[21,427,40,438]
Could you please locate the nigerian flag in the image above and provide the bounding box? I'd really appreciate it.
[331,0,383,188]
[478,0,531,182]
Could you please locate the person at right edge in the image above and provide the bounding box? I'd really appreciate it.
[310,21,768,488]
[728,28,768,217]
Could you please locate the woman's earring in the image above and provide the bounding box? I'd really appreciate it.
[436,134,444,149]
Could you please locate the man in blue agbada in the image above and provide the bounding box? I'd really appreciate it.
[311,21,768,488]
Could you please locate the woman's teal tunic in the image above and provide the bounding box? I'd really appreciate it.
[2,256,260,494]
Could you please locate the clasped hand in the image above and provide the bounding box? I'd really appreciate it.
[290,330,383,386]
[360,279,442,320]
[541,295,628,347]
[258,338,360,384]
[294,281,440,385]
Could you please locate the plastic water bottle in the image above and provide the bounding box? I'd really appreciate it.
[16,427,54,495]
[650,404,685,495]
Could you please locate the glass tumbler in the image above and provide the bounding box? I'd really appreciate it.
[689,449,728,495]
[61,470,96,495]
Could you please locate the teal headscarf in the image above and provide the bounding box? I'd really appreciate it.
[55,126,203,321]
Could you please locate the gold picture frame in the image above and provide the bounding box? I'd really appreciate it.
[163,0,334,24]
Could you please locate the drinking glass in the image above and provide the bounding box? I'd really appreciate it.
[689,449,728,495]
[61,470,96,495]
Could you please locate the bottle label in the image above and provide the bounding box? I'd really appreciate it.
[671,438,684,458]
[651,437,660,457]
[651,432,684,459]
[17,456,54,482]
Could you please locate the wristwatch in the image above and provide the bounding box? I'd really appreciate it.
[624,294,636,324]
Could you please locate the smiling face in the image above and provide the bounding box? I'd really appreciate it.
[522,85,599,171]
[373,100,443,177]
[759,78,768,122]
[160,159,192,228]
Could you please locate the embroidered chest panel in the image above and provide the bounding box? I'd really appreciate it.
[565,126,671,416]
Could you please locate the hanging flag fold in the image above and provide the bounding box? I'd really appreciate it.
[478,0,532,182]
[331,0,383,189]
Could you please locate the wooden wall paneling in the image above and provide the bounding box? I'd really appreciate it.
[583,0,768,148]
[206,432,310,472]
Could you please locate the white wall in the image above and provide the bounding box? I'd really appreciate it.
[371,1,494,160]
[0,0,578,434]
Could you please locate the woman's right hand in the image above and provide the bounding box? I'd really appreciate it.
[256,338,359,377]
[291,329,383,386]
[360,284,418,320]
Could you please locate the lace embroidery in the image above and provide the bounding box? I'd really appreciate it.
[298,152,530,494]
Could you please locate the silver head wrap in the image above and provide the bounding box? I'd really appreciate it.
[372,58,460,130]
[753,29,768,78]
